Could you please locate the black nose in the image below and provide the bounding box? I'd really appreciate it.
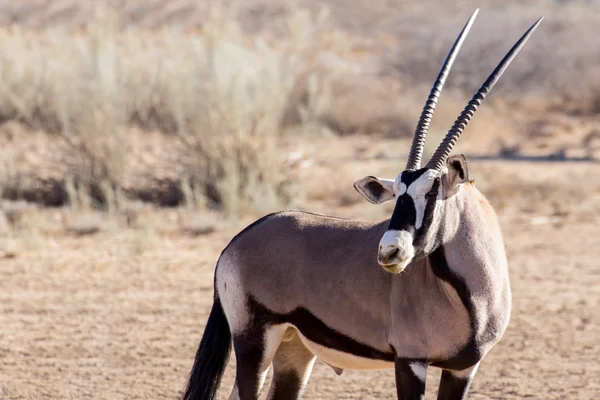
[386,248,399,259]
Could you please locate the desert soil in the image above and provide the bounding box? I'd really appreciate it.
[0,0,599,398]
[0,135,599,400]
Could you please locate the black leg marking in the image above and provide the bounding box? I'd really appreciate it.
[269,370,302,400]
[232,335,265,399]
[437,369,475,400]
[395,359,427,400]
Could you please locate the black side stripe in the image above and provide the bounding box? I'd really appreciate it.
[428,246,472,312]
[247,296,395,362]
[428,246,482,370]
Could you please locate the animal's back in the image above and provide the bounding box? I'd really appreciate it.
[215,211,394,353]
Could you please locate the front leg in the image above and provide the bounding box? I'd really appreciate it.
[395,359,427,400]
[437,363,479,400]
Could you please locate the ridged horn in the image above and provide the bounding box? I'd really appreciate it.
[426,16,544,171]
[405,9,479,170]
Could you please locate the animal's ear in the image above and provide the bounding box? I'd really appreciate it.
[446,154,469,189]
[353,176,396,204]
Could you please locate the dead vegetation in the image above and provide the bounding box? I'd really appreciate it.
[0,0,599,219]
[0,6,334,214]
[0,4,598,397]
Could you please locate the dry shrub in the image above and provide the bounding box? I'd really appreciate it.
[3,1,597,217]
[0,200,33,229]
[473,163,600,219]
[0,7,333,215]
[307,74,414,137]
[384,4,600,113]
[65,215,105,236]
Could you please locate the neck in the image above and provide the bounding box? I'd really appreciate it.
[433,183,511,354]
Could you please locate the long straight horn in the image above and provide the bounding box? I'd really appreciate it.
[426,16,544,171]
[405,9,479,171]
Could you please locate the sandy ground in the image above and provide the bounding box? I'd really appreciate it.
[0,1,598,398]
[1,135,599,400]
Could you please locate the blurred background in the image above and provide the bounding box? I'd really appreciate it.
[0,1,598,399]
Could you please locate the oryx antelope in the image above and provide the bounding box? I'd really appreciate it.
[183,10,542,400]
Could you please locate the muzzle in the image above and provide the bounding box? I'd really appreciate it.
[378,230,415,273]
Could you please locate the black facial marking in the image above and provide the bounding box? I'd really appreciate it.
[425,177,440,198]
[428,246,482,370]
[413,178,441,253]
[247,296,395,362]
[400,169,429,186]
[391,170,439,235]
[386,164,430,233]
[388,194,416,232]
[389,176,441,259]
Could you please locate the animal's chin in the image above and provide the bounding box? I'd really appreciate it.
[379,260,410,274]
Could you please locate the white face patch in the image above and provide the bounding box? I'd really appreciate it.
[405,170,441,230]
[393,176,407,196]
[379,230,413,255]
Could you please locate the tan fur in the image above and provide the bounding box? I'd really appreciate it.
[215,167,509,400]
[217,176,509,364]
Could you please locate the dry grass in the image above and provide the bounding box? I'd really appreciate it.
[1,0,599,218]
[0,6,337,214]
[0,3,598,399]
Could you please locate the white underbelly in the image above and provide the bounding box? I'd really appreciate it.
[298,333,394,371]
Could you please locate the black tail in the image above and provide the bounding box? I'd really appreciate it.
[182,297,232,400]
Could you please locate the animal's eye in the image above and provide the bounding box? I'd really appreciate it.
[426,190,438,198]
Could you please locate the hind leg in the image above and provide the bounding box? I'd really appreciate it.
[228,337,268,400]
[266,332,316,400]
[229,325,289,400]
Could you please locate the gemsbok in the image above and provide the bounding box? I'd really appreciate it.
[182,9,543,400]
